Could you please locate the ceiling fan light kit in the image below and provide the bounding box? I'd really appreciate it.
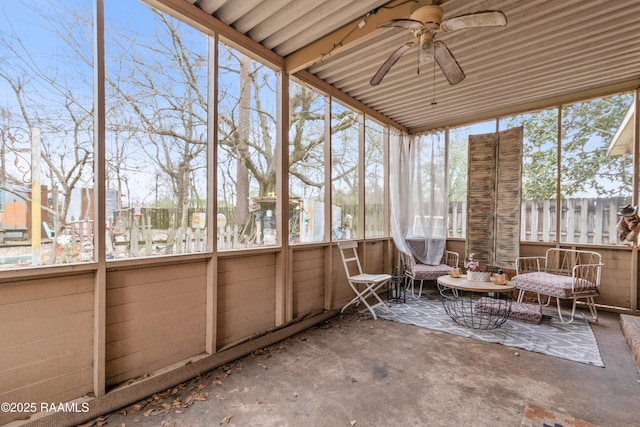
[370,4,507,87]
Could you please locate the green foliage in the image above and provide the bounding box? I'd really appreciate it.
[447,135,468,202]
[503,93,633,199]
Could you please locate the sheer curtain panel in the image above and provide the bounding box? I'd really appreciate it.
[391,132,447,265]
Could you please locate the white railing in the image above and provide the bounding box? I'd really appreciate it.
[448,197,629,244]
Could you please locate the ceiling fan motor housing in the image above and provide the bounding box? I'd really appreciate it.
[410,5,444,28]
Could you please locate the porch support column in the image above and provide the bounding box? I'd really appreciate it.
[93,0,106,397]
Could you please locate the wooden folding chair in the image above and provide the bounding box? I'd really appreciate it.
[338,241,391,319]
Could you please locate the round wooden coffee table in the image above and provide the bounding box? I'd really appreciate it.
[437,275,515,329]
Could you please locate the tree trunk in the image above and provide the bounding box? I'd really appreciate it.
[235,54,251,227]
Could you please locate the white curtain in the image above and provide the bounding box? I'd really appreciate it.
[391,132,448,265]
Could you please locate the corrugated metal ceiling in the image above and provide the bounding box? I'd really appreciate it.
[185,0,640,133]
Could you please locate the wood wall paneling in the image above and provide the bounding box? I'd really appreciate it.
[216,254,276,349]
[331,244,352,310]
[598,248,633,308]
[364,241,386,274]
[105,262,207,387]
[0,275,94,425]
[291,248,325,318]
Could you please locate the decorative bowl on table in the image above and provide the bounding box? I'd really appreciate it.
[467,271,492,282]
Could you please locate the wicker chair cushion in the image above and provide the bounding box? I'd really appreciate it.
[511,272,598,298]
[412,263,450,281]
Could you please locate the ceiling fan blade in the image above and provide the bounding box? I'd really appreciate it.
[434,41,465,85]
[378,19,424,30]
[370,42,414,86]
[440,11,507,32]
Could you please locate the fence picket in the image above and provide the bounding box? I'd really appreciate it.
[449,196,629,244]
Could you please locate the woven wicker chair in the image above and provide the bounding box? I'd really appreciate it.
[401,250,459,298]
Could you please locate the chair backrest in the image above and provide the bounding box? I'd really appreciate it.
[545,248,602,275]
[444,250,459,268]
[338,241,363,278]
[401,251,416,272]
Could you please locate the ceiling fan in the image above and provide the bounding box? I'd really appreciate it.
[370,3,507,86]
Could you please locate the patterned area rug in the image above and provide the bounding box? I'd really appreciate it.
[521,402,600,427]
[373,292,604,367]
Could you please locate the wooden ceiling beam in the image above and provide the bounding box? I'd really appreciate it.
[294,70,408,132]
[144,0,284,69]
[285,0,425,74]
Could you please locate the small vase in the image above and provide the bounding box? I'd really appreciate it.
[467,271,491,282]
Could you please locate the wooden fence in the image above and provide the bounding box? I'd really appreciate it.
[109,197,630,251]
[448,197,630,244]
[112,207,206,230]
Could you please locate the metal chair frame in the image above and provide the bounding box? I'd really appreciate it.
[401,250,459,298]
[338,241,391,320]
[514,248,603,323]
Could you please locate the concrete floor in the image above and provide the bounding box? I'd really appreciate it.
[99,305,640,427]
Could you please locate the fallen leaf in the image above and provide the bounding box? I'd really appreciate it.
[351,421,357,426]
[257,363,268,369]
[220,414,234,424]
[256,400,263,405]
[212,379,223,386]
[198,383,207,390]
[313,384,319,390]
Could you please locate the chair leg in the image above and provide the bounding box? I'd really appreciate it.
[556,296,598,324]
[341,294,363,313]
[556,298,575,323]
[360,297,379,320]
[405,275,414,294]
[586,296,598,321]
[410,279,424,299]
[538,293,552,306]
[341,281,389,320]
[369,283,390,313]
[342,292,379,319]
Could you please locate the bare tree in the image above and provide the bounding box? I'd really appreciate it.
[0,16,93,263]
[1,1,362,255]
